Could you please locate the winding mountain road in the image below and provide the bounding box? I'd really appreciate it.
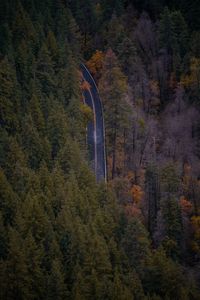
[81,64,107,183]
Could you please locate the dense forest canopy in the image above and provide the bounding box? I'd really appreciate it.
[0,0,200,299]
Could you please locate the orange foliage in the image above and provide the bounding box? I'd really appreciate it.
[86,50,104,78]
[81,80,91,91]
[124,203,143,220]
[179,196,193,215]
[126,171,135,183]
[131,184,144,205]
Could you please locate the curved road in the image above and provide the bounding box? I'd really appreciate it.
[81,64,107,183]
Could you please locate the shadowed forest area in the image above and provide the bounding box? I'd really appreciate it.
[0,0,200,299]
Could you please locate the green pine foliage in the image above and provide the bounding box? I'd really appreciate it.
[0,0,200,299]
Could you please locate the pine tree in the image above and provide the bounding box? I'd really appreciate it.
[46,31,59,68]
[3,137,29,197]
[22,114,51,169]
[4,228,31,300]
[99,49,131,178]
[47,103,69,159]
[155,164,183,259]
[36,43,55,96]
[68,0,96,56]
[159,7,175,55]
[23,232,45,299]
[0,23,13,57]
[171,10,189,58]
[0,57,20,132]
[110,270,132,300]
[143,248,190,299]
[15,38,35,89]
[28,93,45,134]
[0,212,7,260]
[0,169,18,226]
[159,8,189,79]
[12,2,37,49]
[47,259,68,299]
[122,217,151,275]
[117,37,137,77]
[105,13,125,52]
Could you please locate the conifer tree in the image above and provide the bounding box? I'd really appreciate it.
[4,228,31,300]
[0,169,18,226]
[28,93,45,134]
[154,164,183,259]
[47,259,68,300]
[105,13,125,52]
[0,23,13,57]
[36,43,55,96]
[159,7,175,56]
[99,49,131,178]
[122,217,151,274]
[0,58,20,132]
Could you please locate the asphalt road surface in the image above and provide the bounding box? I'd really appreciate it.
[81,64,107,182]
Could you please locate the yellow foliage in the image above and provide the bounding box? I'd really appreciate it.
[131,184,144,204]
[80,103,93,126]
[86,50,104,77]
[181,57,200,88]
[138,118,145,130]
[180,74,193,87]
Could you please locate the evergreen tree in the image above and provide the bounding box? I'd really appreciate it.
[122,217,151,275]
[0,1,200,297]
[12,2,37,49]
[0,57,20,132]
[105,13,126,52]
[28,93,45,134]
[154,164,183,259]
[0,169,18,226]
[143,248,192,299]
[4,228,31,300]
[47,259,68,299]
[99,49,131,178]
[36,43,55,96]
[0,23,13,57]
[159,7,175,55]
[159,8,189,78]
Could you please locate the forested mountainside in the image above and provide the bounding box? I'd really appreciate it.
[0,0,200,299]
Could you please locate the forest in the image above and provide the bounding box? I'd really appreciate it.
[0,0,200,299]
